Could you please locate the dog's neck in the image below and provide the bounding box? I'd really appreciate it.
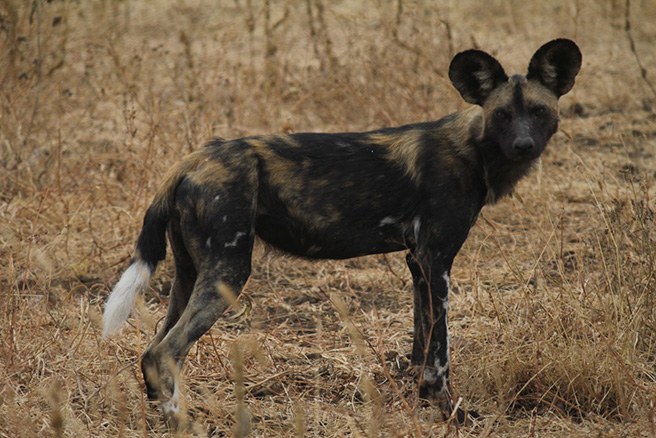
[478,141,538,204]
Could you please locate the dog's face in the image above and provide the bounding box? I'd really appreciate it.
[481,75,559,162]
[448,39,582,162]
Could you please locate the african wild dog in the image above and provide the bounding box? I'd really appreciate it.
[103,39,581,423]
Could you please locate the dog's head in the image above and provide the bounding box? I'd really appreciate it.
[448,39,582,162]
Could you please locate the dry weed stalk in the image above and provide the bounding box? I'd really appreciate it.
[46,380,64,438]
[232,342,252,438]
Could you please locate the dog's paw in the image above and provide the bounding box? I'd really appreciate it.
[451,406,481,425]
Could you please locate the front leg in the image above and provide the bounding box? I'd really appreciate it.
[406,251,478,423]
[406,252,452,406]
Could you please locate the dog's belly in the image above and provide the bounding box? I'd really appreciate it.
[255,212,408,259]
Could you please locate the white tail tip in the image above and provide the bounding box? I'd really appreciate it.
[102,260,151,338]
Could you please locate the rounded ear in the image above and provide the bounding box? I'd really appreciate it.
[527,39,582,97]
[449,49,508,106]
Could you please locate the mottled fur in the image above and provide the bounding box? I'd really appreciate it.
[103,39,581,424]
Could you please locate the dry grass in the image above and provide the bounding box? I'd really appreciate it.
[1,0,656,436]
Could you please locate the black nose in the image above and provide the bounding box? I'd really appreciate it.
[513,137,534,154]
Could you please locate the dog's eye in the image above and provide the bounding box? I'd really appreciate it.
[532,105,546,117]
[495,109,509,121]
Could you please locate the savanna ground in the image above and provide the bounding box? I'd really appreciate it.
[2,0,656,436]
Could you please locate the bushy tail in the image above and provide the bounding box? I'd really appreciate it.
[102,201,169,338]
[102,148,210,338]
[102,257,154,338]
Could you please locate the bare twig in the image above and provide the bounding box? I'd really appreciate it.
[625,0,656,99]
[22,0,44,148]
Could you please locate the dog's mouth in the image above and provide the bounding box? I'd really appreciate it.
[505,147,543,163]
[509,153,536,163]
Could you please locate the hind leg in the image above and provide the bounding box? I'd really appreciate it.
[141,252,252,417]
[148,219,197,351]
[140,181,256,418]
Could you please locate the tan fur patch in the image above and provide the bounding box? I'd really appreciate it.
[247,137,340,232]
[247,136,303,189]
[368,130,424,182]
[151,148,212,206]
[483,79,558,120]
[445,106,484,160]
[186,159,233,187]
[522,81,559,113]
[482,82,512,116]
[246,134,299,150]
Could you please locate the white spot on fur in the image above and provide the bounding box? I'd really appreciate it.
[431,355,450,391]
[102,260,151,338]
[206,237,212,248]
[442,271,450,311]
[224,231,246,248]
[434,357,450,376]
[222,215,227,223]
[412,217,421,241]
[160,381,180,416]
[423,367,438,385]
[444,310,450,362]
[379,216,396,227]
[423,363,449,390]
